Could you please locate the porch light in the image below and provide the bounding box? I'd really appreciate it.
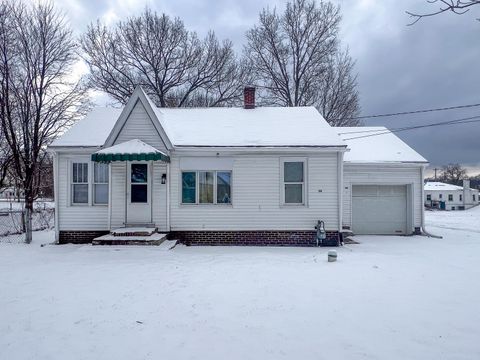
[161,173,167,184]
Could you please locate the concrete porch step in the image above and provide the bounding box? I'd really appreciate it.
[92,232,168,246]
[111,227,157,237]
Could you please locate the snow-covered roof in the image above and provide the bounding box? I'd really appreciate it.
[337,127,428,164]
[51,108,122,147]
[424,182,477,192]
[50,105,345,148]
[154,106,345,147]
[95,139,165,155]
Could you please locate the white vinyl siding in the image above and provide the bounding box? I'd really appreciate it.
[170,153,340,231]
[152,163,168,232]
[110,162,126,229]
[343,164,423,231]
[113,100,167,151]
[57,153,108,231]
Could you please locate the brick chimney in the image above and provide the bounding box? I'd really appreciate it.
[243,86,255,109]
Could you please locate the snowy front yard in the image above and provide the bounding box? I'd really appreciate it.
[1,208,480,360]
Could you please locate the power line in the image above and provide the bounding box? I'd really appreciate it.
[331,102,480,121]
[341,115,480,141]
[338,115,480,135]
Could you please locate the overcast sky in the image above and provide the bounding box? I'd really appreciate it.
[40,0,480,173]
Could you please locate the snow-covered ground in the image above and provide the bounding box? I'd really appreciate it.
[1,207,479,360]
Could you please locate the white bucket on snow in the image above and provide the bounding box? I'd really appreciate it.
[328,250,337,262]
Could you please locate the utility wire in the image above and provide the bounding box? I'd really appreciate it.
[331,102,480,121]
[338,115,480,135]
[342,115,480,141]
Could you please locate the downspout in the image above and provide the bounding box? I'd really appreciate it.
[166,161,171,232]
[107,163,112,230]
[420,165,442,238]
[53,151,59,244]
[337,151,344,236]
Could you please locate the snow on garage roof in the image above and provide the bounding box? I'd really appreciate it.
[50,107,122,147]
[154,106,345,147]
[337,127,428,164]
[51,105,346,148]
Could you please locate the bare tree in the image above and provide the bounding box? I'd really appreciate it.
[439,163,468,185]
[0,121,11,189]
[407,0,480,25]
[0,1,87,243]
[244,0,360,125]
[81,9,249,107]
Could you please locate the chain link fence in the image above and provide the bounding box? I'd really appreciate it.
[0,200,54,243]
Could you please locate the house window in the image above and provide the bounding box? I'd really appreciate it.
[217,172,231,204]
[182,172,196,204]
[283,161,305,204]
[459,194,463,202]
[72,162,88,204]
[131,163,148,203]
[426,194,431,201]
[181,171,232,204]
[439,194,443,199]
[199,171,214,204]
[448,194,453,201]
[473,194,476,202]
[94,163,109,204]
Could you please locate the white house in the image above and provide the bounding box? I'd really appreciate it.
[48,87,428,245]
[424,181,479,210]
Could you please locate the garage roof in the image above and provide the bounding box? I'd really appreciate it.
[337,127,428,164]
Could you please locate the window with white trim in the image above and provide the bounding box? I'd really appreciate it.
[72,162,89,204]
[283,160,305,204]
[181,171,231,204]
[94,163,109,204]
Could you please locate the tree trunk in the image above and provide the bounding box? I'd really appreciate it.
[24,200,33,244]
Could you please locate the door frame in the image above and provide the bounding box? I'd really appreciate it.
[126,161,152,224]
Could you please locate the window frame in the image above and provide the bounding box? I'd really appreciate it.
[281,158,307,206]
[71,161,90,206]
[130,163,149,204]
[448,194,453,202]
[93,162,109,206]
[426,194,431,201]
[180,170,232,205]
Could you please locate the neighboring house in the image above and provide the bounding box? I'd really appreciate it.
[48,87,428,245]
[0,186,22,200]
[424,181,479,210]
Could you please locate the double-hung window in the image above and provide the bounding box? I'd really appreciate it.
[181,171,231,204]
[94,163,109,204]
[72,162,89,204]
[283,160,305,205]
[448,194,453,201]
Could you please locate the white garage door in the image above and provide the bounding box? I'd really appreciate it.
[352,185,407,235]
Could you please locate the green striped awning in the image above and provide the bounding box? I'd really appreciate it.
[91,139,170,163]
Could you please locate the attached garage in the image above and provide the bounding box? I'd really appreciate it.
[352,185,408,235]
[337,126,428,236]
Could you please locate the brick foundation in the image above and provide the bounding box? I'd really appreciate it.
[59,230,109,244]
[170,230,341,247]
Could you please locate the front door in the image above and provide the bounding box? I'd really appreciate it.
[127,162,152,224]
